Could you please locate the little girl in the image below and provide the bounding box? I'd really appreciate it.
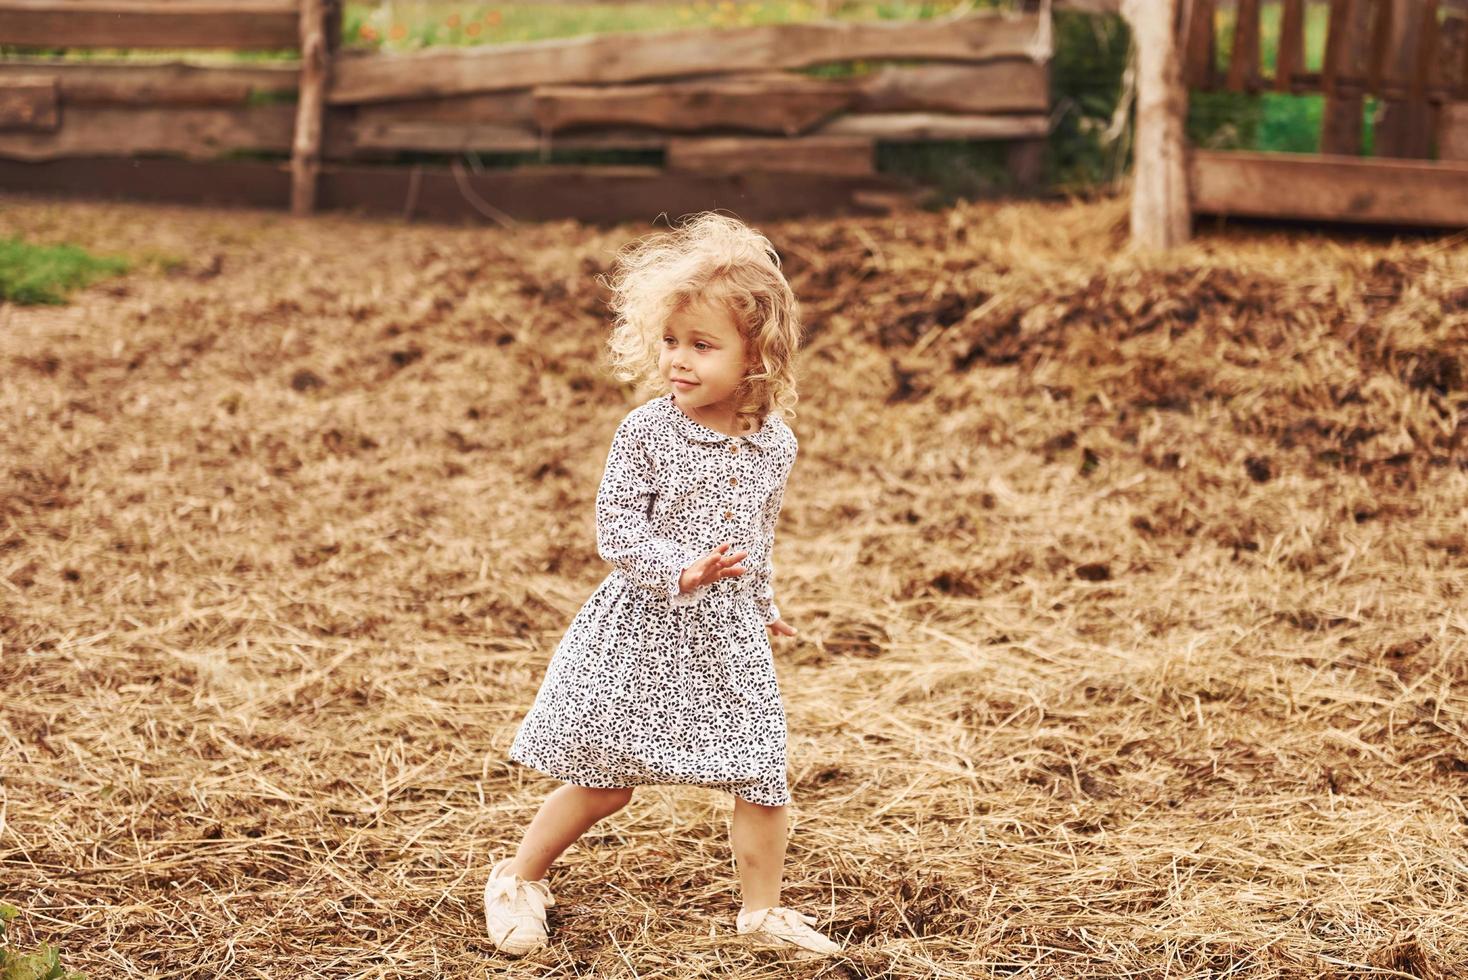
[484,212,841,959]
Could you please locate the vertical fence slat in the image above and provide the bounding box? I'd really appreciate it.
[1276,0,1305,92]
[291,0,329,215]
[1182,0,1217,88]
[1322,0,1368,153]
[1367,0,1394,96]
[1411,0,1439,102]
[1227,0,1261,91]
[1323,0,1350,98]
[1460,11,1468,98]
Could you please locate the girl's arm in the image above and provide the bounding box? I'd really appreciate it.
[595,418,706,607]
[750,456,794,627]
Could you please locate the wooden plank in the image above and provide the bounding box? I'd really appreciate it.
[353,112,1049,153]
[855,62,1049,115]
[816,112,1050,140]
[530,62,1049,136]
[1322,0,1368,153]
[1227,0,1262,91]
[1125,0,1191,248]
[0,155,905,224]
[328,10,1045,104]
[0,104,358,161]
[1438,100,1468,159]
[1189,148,1468,226]
[1367,0,1395,96]
[667,136,873,176]
[352,120,667,153]
[1322,0,1351,97]
[1182,0,1217,88]
[0,58,300,105]
[0,1,300,50]
[1412,0,1440,103]
[0,155,291,208]
[0,74,58,131]
[534,75,855,136]
[1461,11,1468,98]
[1377,0,1434,157]
[291,0,330,216]
[1275,0,1305,92]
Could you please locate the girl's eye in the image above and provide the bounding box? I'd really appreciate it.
[694,342,710,351]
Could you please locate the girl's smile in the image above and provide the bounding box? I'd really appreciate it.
[659,294,752,431]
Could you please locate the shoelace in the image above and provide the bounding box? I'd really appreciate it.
[485,873,554,918]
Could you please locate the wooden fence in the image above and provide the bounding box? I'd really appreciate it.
[1177,0,1468,228]
[0,2,1054,223]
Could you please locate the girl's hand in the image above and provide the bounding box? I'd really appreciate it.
[678,540,748,594]
[766,618,797,637]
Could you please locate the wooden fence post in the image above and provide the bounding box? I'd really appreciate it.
[1124,0,1190,248]
[291,0,333,215]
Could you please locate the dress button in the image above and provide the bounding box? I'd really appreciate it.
[729,476,737,486]
[723,510,733,520]
[728,443,739,453]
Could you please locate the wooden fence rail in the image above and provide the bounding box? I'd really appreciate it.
[0,4,1053,221]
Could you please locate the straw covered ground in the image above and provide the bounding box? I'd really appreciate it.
[1,192,1466,979]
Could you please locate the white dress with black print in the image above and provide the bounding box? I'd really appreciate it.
[509,393,798,806]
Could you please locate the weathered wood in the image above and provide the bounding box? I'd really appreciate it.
[666,135,873,176]
[816,112,1050,140]
[1275,0,1305,92]
[1181,0,1217,89]
[353,91,536,127]
[1321,0,1368,154]
[855,62,1049,115]
[0,104,358,161]
[291,0,330,216]
[530,62,1049,136]
[1124,0,1191,248]
[0,74,58,131]
[328,10,1046,104]
[1377,0,1435,157]
[534,76,855,137]
[1438,100,1468,159]
[1367,0,1395,96]
[354,112,1049,153]
[1005,137,1046,189]
[1190,148,1468,226]
[0,58,300,106]
[0,0,300,49]
[1226,0,1262,92]
[1412,0,1439,103]
[352,120,667,153]
[0,155,905,224]
[1322,0,1352,98]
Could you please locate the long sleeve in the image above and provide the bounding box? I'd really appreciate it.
[750,462,792,627]
[595,419,707,606]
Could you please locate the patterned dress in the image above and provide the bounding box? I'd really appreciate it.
[508,392,798,806]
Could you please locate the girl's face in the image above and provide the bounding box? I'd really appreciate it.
[659,295,751,422]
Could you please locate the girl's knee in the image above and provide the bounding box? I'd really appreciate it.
[581,785,634,815]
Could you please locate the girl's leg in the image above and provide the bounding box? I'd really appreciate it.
[506,784,634,880]
[730,797,788,911]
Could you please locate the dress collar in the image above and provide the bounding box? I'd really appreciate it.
[657,393,780,451]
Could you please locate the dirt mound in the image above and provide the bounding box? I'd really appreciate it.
[1,193,1465,978]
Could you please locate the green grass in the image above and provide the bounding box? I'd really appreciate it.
[0,235,131,306]
[0,904,85,980]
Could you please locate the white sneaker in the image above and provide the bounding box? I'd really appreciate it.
[483,857,554,956]
[736,906,842,957]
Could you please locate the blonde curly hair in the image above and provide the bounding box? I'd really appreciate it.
[603,212,802,431]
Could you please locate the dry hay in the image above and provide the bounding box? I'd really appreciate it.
[1,191,1465,980]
